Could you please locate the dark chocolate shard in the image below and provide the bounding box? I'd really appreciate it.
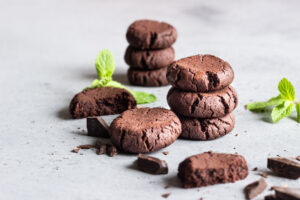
[273,186,300,200]
[87,117,110,138]
[244,178,267,199]
[267,157,300,179]
[137,154,168,174]
[107,144,118,157]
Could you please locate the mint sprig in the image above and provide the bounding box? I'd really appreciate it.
[247,78,299,123]
[85,49,157,104]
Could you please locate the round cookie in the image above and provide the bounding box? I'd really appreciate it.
[179,113,235,140]
[167,86,238,118]
[167,54,234,92]
[127,67,169,86]
[126,19,177,50]
[110,107,182,153]
[124,46,175,70]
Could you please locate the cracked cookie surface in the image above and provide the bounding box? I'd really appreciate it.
[126,19,177,50]
[167,86,238,118]
[179,113,235,140]
[124,46,174,70]
[110,107,181,153]
[127,67,169,86]
[167,54,234,92]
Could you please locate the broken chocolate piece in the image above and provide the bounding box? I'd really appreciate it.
[244,178,267,199]
[87,117,110,138]
[267,157,300,179]
[107,145,118,157]
[137,154,168,174]
[273,186,300,200]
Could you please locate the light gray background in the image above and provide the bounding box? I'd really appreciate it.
[0,0,299,199]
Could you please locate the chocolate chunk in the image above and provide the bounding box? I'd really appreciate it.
[161,193,171,198]
[244,178,267,199]
[178,152,248,188]
[273,186,300,200]
[69,87,136,119]
[267,157,300,179]
[137,154,168,174]
[87,117,110,138]
[107,145,118,157]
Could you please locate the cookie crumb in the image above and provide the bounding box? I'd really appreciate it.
[253,167,258,171]
[162,193,171,198]
[72,147,80,153]
[296,155,300,161]
[235,133,238,136]
[162,151,169,155]
[258,171,268,178]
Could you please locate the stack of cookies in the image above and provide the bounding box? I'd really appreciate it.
[166,55,238,140]
[125,19,177,87]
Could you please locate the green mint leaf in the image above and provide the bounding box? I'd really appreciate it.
[95,49,115,79]
[247,95,284,111]
[104,80,127,89]
[100,80,157,104]
[131,91,157,104]
[278,78,295,101]
[83,77,111,91]
[271,101,294,123]
[296,102,300,123]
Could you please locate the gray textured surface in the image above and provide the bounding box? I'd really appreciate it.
[0,0,300,199]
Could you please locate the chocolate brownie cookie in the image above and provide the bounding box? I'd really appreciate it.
[167,54,234,92]
[125,46,175,69]
[167,86,238,118]
[69,87,136,119]
[127,67,169,86]
[110,107,181,153]
[178,152,248,188]
[126,19,177,50]
[179,113,235,140]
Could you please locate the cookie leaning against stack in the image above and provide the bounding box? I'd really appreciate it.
[125,19,177,86]
[166,54,237,140]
